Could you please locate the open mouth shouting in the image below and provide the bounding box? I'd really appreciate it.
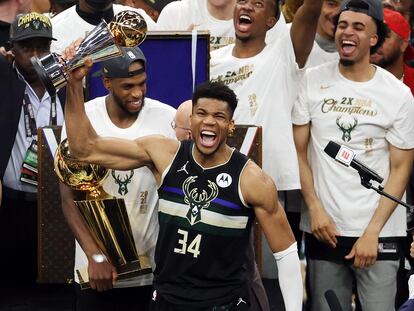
[236,13,252,33]
[200,130,218,148]
[340,39,357,56]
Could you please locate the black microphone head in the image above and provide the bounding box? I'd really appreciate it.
[323,141,384,185]
[324,141,341,159]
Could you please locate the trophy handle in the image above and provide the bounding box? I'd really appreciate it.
[31,53,65,97]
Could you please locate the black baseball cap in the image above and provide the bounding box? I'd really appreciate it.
[336,0,387,54]
[100,46,147,78]
[143,0,173,12]
[9,12,56,42]
[339,0,384,22]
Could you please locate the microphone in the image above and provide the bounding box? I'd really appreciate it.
[324,141,384,184]
[325,290,344,311]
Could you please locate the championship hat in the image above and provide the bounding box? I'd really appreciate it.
[10,12,56,42]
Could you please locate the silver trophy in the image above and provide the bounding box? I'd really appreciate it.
[31,10,147,97]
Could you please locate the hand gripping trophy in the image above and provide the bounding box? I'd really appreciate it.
[31,10,147,97]
[54,139,152,289]
[47,11,152,289]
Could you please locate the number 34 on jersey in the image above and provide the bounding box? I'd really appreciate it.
[174,229,202,258]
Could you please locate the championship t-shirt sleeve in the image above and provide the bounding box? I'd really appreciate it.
[386,90,414,149]
[268,15,303,80]
[272,30,305,113]
[291,73,310,125]
[156,2,187,30]
[282,22,306,79]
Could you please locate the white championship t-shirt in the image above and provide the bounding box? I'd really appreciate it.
[61,96,176,288]
[51,4,157,54]
[292,61,414,237]
[210,15,303,190]
[156,0,234,50]
[306,39,339,68]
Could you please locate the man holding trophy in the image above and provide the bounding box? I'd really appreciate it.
[60,49,302,311]
[30,7,301,310]
[20,9,173,311]
[59,45,176,310]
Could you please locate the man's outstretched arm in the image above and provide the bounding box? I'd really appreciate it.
[241,161,303,311]
[290,0,323,67]
[63,55,178,174]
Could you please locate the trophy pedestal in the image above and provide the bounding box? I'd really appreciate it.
[76,255,152,290]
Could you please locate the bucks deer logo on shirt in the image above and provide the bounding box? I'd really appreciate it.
[336,115,358,142]
[182,176,219,225]
[111,169,134,195]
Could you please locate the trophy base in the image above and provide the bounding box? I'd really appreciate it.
[76,255,152,290]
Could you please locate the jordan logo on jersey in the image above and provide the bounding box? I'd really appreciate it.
[177,161,189,174]
[182,176,219,225]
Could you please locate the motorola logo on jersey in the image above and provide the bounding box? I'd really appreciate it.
[216,173,232,188]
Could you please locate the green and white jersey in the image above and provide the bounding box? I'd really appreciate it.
[155,140,253,308]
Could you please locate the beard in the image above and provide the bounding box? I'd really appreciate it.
[194,140,219,157]
[339,58,355,67]
[84,0,113,12]
[112,90,144,117]
[193,134,226,157]
[371,50,400,69]
[235,32,251,43]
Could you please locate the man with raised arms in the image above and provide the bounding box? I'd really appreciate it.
[62,51,303,310]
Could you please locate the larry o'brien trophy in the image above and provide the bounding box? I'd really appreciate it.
[54,139,152,289]
[31,10,147,97]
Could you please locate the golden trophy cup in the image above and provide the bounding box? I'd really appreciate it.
[54,139,152,290]
[31,10,147,97]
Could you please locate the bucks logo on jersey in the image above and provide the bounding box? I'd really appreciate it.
[182,176,219,225]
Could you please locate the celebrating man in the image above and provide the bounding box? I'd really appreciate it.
[62,48,303,309]
[60,46,176,311]
[293,0,414,310]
